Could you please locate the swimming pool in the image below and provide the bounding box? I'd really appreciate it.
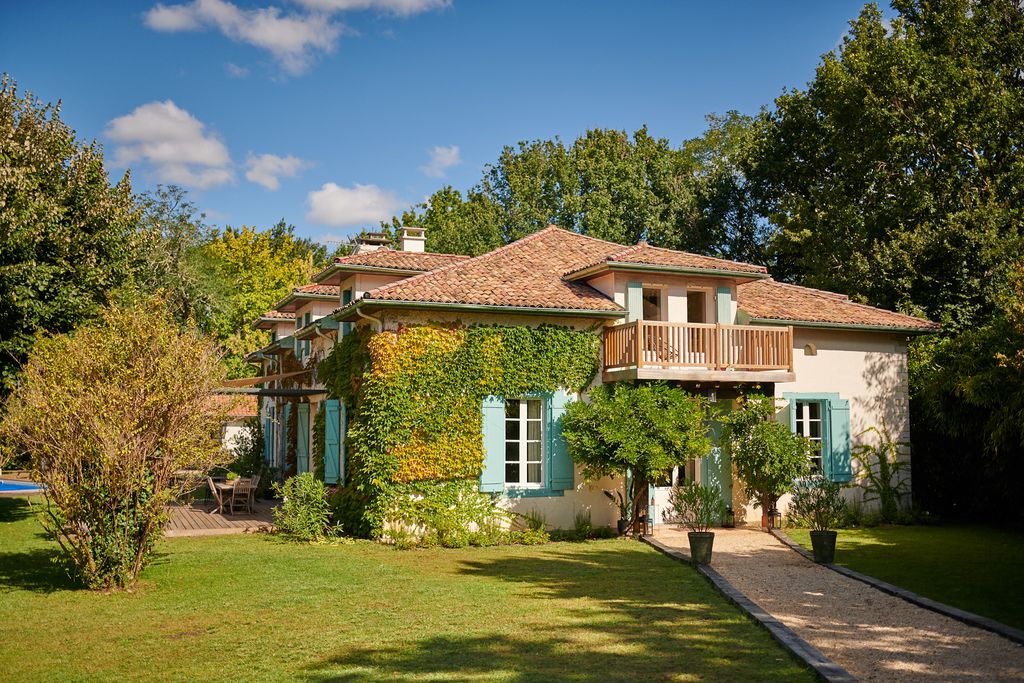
[0,479,44,496]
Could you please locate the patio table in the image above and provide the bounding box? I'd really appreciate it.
[211,481,235,514]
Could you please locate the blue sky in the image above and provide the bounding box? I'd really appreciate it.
[1,1,880,245]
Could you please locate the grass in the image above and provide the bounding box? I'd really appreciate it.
[788,524,1024,630]
[0,498,813,683]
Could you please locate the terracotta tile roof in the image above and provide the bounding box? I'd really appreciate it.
[333,249,469,272]
[209,394,258,419]
[737,279,938,331]
[595,243,768,275]
[363,226,626,312]
[259,310,295,320]
[295,284,340,296]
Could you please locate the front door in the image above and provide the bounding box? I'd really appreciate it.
[651,462,695,527]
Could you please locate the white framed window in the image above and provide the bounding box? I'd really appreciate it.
[505,398,544,486]
[794,400,826,474]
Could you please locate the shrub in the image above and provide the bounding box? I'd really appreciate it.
[228,416,264,478]
[667,482,727,533]
[789,477,846,531]
[573,509,593,540]
[853,423,911,523]
[0,300,228,590]
[724,395,812,526]
[388,480,512,549]
[520,509,547,532]
[563,382,711,526]
[273,473,334,541]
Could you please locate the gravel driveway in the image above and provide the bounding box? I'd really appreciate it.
[654,526,1024,682]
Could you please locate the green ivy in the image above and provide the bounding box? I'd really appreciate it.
[319,323,600,537]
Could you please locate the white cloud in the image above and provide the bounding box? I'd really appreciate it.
[144,0,341,75]
[106,100,233,189]
[306,182,404,226]
[245,153,309,190]
[225,62,250,78]
[419,144,461,178]
[292,0,450,17]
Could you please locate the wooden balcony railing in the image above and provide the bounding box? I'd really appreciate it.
[603,320,794,372]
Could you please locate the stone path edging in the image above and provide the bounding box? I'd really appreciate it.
[641,535,856,683]
[770,528,1024,647]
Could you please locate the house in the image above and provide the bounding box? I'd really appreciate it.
[244,226,936,531]
[209,394,258,452]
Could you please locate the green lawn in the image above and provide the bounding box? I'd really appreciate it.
[788,525,1024,630]
[0,498,811,682]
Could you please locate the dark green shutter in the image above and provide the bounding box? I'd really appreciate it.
[548,389,574,491]
[324,400,341,484]
[626,281,643,322]
[296,403,309,474]
[480,396,505,492]
[827,398,852,482]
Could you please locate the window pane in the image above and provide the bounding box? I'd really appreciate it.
[527,463,542,484]
[808,420,821,439]
[526,400,541,419]
[527,420,541,441]
[527,442,541,462]
[505,400,518,418]
[808,402,821,420]
[505,442,518,461]
[505,463,519,483]
[505,420,519,440]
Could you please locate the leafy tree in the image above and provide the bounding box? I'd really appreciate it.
[202,224,321,377]
[749,1,1024,330]
[0,299,229,589]
[132,185,219,330]
[0,75,140,393]
[723,395,811,527]
[562,382,710,529]
[386,186,502,256]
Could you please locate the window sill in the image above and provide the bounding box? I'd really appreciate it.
[502,487,564,498]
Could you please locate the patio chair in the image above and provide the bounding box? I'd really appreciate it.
[229,478,255,515]
[248,473,261,511]
[207,476,226,515]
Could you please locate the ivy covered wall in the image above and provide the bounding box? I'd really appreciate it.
[318,323,601,537]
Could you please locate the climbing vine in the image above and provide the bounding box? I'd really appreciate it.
[320,323,601,537]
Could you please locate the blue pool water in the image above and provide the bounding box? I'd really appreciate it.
[0,479,43,495]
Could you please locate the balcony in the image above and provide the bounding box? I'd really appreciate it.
[602,320,795,383]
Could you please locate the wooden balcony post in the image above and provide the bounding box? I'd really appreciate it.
[636,319,644,369]
[787,325,794,372]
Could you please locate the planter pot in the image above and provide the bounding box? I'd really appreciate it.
[809,530,838,564]
[616,519,629,535]
[688,531,715,565]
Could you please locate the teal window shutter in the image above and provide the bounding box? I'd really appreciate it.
[716,286,733,324]
[324,400,341,484]
[626,281,643,323]
[547,389,574,491]
[281,403,291,470]
[340,405,347,485]
[296,403,309,475]
[263,415,273,464]
[480,396,506,492]
[827,398,852,483]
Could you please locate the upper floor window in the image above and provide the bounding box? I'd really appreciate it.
[642,287,663,321]
[687,290,708,323]
[505,398,543,486]
[794,400,826,474]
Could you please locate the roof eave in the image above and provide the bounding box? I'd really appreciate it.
[746,316,939,335]
[332,298,626,322]
[564,261,770,282]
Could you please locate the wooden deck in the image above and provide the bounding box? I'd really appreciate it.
[165,500,276,537]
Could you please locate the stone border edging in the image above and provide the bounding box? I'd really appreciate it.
[770,529,1024,647]
[641,535,856,683]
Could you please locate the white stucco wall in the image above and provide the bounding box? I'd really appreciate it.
[735,327,912,524]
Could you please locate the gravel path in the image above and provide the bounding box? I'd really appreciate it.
[654,526,1024,682]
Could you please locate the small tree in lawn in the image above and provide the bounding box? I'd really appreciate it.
[562,382,710,532]
[724,394,812,528]
[0,299,229,590]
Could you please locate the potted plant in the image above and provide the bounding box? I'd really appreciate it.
[603,489,632,535]
[789,476,846,563]
[667,482,726,564]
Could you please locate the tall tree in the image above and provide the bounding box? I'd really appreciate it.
[0,76,140,392]
[133,185,218,330]
[749,1,1024,330]
[202,224,320,377]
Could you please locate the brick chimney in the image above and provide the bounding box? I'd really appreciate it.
[399,226,426,253]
